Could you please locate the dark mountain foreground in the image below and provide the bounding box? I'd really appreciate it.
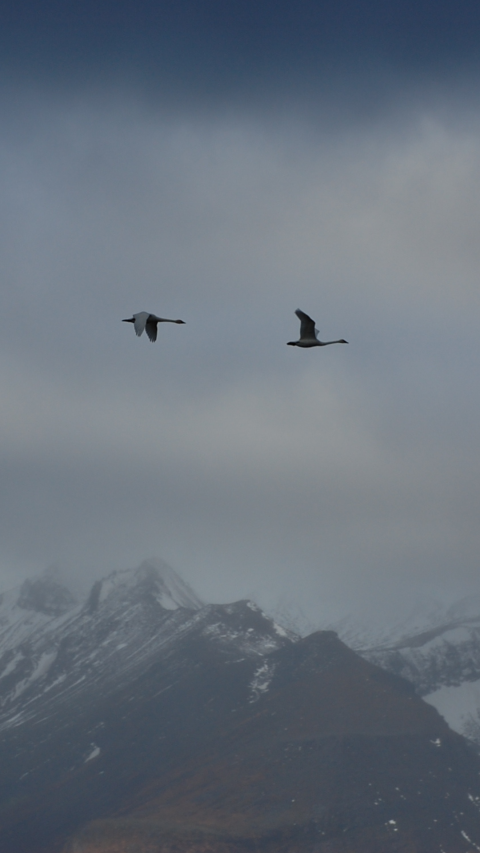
[0,562,479,852]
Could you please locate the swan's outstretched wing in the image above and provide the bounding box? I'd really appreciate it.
[295,309,317,341]
[145,315,158,342]
[133,312,149,337]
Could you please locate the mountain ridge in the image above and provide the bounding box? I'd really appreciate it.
[0,562,479,852]
[327,599,480,750]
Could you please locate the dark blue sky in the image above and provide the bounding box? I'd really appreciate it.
[3,0,480,92]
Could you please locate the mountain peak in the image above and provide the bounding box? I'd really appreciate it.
[1,563,480,852]
[16,571,77,617]
[86,558,203,614]
[136,557,203,610]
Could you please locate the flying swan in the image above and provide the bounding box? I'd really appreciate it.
[123,312,185,342]
[287,309,348,348]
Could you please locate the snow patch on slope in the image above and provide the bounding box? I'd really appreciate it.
[85,744,101,762]
[0,652,24,681]
[249,661,275,702]
[424,680,480,739]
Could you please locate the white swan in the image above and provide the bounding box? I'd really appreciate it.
[123,312,185,342]
[287,309,348,348]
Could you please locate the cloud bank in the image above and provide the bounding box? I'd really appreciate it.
[0,79,479,624]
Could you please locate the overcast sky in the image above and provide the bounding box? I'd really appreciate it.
[1,0,480,625]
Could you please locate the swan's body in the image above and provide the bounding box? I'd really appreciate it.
[123,312,185,342]
[287,309,348,348]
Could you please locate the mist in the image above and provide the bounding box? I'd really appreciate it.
[1,76,479,625]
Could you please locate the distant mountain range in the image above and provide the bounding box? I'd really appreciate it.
[325,596,480,749]
[0,560,480,852]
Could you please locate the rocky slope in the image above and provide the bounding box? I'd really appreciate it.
[0,563,479,852]
[330,596,480,748]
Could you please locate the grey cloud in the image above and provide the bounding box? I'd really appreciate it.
[0,86,480,625]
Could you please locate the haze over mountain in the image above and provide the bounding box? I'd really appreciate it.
[2,0,480,630]
[0,560,480,852]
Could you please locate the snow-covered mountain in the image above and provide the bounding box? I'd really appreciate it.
[329,596,480,748]
[0,558,290,735]
[0,561,480,853]
[0,567,77,656]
